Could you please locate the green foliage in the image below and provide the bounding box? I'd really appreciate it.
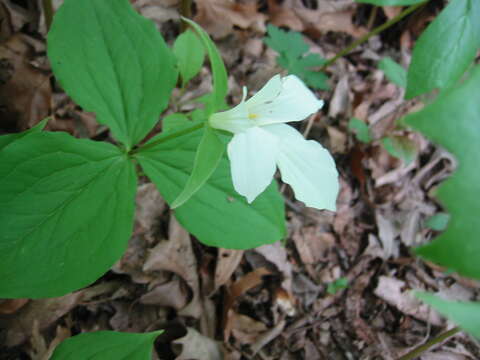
[425,213,450,231]
[0,132,137,298]
[416,293,480,339]
[171,126,225,208]
[406,0,480,98]
[348,118,372,143]
[47,0,177,149]
[135,126,286,249]
[381,136,417,164]
[182,17,228,113]
[51,331,162,360]
[355,0,425,5]
[378,57,407,88]
[0,117,48,151]
[405,65,480,279]
[264,25,329,90]
[327,277,349,294]
[173,29,205,87]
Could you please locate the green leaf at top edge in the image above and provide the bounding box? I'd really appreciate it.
[48,0,177,149]
[173,29,206,87]
[0,131,137,298]
[181,17,228,114]
[405,0,480,98]
[135,127,286,249]
[416,292,480,339]
[405,66,480,279]
[51,331,162,360]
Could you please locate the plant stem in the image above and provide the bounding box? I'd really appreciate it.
[398,327,461,360]
[320,1,428,71]
[179,0,192,32]
[42,0,54,31]
[132,122,204,154]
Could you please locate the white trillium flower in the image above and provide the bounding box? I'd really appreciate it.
[209,74,339,211]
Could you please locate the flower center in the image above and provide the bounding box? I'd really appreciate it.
[248,113,258,120]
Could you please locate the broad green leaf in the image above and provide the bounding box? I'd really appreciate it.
[162,113,191,133]
[0,132,137,298]
[265,25,329,90]
[355,0,425,5]
[425,213,450,231]
[135,126,286,249]
[405,66,480,279]
[48,0,177,149]
[327,277,349,295]
[171,126,225,208]
[0,117,49,151]
[416,292,480,338]
[381,136,417,164]
[182,18,228,113]
[379,57,407,88]
[406,0,480,98]
[51,330,162,360]
[348,117,372,143]
[173,29,206,87]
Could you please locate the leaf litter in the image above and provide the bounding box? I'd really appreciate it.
[1,1,480,359]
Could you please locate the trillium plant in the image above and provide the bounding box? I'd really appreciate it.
[0,0,339,302]
[5,0,479,356]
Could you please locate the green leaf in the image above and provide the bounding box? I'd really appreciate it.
[48,0,177,149]
[355,0,425,5]
[327,277,349,295]
[379,57,407,88]
[51,331,162,360]
[0,117,49,151]
[173,29,206,87]
[162,113,192,133]
[0,132,137,298]
[425,213,450,231]
[348,117,372,143]
[264,25,329,90]
[181,18,228,113]
[171,126,225,208]
[406,0,480,98]
[381,136,417,164]
[135,126,286,249]
[416,292,480,339]
[405,65,480,279]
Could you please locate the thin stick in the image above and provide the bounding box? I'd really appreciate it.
[42,0,54,32]
[397,327,461,360]
[320,1,428,71]
[179,0,192,32]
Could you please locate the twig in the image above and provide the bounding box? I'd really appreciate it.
[320,1,428,71]
[179,0,192,32]
[397,327,461,360]
[42,0,54,32]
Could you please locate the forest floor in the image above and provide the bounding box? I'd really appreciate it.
[1,0,479,359]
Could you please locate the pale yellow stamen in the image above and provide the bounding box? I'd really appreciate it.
[248,113,258,120]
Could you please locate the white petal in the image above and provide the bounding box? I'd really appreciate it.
[247,75,324,126]
[265,124,338,211]
[209,87,251,133]
[227,127,279,203]
[245,74,282,108]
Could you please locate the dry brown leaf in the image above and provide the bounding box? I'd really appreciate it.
[140,275,189,310]
[5,291,83,346]
[0,34,51,131]
[173,327,224,360]
[143,216,202,318]
[293,226,336,265]
[135,183,166,242]
[230,313,267,344]
[194,0,265,38]
[0,298,29,314]
[374,276,443,325]
[254,242,292,294]
[214,249,244,293]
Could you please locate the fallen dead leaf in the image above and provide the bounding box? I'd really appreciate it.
[214,249,244,293]
[173,327,224,360]
[0,298,29,314]
[194,0,265,38]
